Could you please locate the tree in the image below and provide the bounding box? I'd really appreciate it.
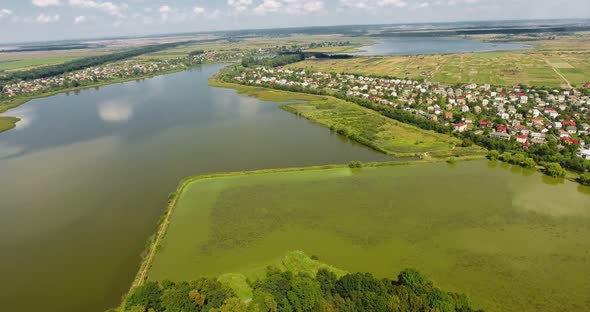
[544,162,566,177]
[397,269,432,295]
[487,150,499,161]
[124,282,163,312]
[315,269,337,296]
[577,173,590,186]
[522,157,536,169]
[287,275,323,312]
[499,151,512,162]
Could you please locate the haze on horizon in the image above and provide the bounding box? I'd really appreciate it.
[0,0,589,43]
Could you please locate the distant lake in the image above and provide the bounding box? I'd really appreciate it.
[0,64,390,312]
[355,37,532,56]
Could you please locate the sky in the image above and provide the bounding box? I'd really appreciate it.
[0,0,589,43]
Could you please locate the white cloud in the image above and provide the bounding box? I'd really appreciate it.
[228,0,253,12]
[254,0,324,15]
[193,6,206,14]
[37,13,60,23]
[340,0,407,9]
[254,0,282,15]
[158,5,171,13]
[74,15,86,23]
[0,8,13,19]
[284,0,324,14]
[32,0,61,7]
[69,0,126,17]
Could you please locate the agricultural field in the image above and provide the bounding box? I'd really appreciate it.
[211,80,477,157]
[147,161,590,312]
[0,57,80,72]
[289,50,590,88]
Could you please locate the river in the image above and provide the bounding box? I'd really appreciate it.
[0,64,390,312]
[355,37,532,56]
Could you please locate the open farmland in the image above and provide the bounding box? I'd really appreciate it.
[289,50,590,88]
[0,57,80,72]
[147,161,590,312]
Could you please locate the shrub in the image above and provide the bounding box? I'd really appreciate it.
[544,162,566,177]
[577,173,590,186]
[348,161,363,168]
[487,150,499,161]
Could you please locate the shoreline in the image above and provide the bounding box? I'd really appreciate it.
[208,77,486,160]
[0,63,208,133]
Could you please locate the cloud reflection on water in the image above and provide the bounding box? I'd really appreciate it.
[98,99,135,123]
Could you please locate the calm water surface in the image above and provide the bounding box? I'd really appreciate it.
[0,64,390,312]
[356,37,532,56]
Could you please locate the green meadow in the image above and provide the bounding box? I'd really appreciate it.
[147,161,590,312]
[0,57,79,72]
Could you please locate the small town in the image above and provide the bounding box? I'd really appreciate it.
[233,66,590,160]
[0,48,270,100]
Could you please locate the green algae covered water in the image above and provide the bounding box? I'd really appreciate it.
[149,161,590,312]
[0,64,391,312]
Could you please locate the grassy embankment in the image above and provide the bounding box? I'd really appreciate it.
[287,50,590,88]
[209,78,484,159]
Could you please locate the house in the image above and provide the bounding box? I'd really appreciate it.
[454,123,468,132]
[584,82,590,88]
[444,111,453,120]
[561,137,580,145]
[496,124,509,133]
[566,126,577,134]
[516,134,528,143]
[479,121,492,128]
[544,107,559,118]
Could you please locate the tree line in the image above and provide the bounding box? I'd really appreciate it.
[113,268,480,312]
[0,40,197,85]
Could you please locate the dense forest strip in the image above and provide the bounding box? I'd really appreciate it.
[0,40,197,84]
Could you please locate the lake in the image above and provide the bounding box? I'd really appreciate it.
[356,37,532,56]
[0,64,391,312]
[150,161,590,312]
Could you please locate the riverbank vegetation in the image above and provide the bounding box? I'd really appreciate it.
[114,251,480,312]
[210,78,483,158]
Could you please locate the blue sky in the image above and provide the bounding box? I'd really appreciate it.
[0,0,589,42]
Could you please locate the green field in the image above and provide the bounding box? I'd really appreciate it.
[288,51,590,88]
[211,80,479,158]
[0,57,79,72]
[147,161,590,312]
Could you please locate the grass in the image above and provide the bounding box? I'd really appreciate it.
[0,57,79,72]
[287,50,590,88]
[0,116,19,133]
[210,79,481,158]
[145,161,590,312]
